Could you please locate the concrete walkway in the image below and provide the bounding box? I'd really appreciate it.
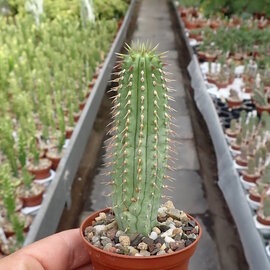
[80,0,221,269]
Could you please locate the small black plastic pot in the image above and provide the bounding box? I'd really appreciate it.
[222,118,231,129]
[216,99,229,110]
[218,110,231,120]
[231,109,241,119]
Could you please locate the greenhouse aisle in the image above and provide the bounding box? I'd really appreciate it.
[79,0,221,269]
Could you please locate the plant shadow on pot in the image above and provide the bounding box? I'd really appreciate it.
[80,208,202,270]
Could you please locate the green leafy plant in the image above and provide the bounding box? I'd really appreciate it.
[18,128,27,168]
[0,118,18,177]
[0,164,16,219]
[10,213,25,246]
[109,44,170,236]
[29,135,40,165]
[21,167,33,189]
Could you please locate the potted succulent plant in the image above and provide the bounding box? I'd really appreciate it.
[235,145,248,167]
[256,190,270,230]
[16,168,45,207]
[253,84,270,114]
[241,158,260,190]
[80,44,201,270]
[226,89,242,109]
[0,164,32,239]
[225,119,239,139]
[230,133,242,152]
[257,191,270,226]
[27,134,52,179]
[46,104,66,171]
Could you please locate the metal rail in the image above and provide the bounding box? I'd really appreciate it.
[24,0,137,245]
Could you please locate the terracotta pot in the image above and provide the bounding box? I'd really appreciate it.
[185,21,198,30]
[206,74,217,85]
[227,98,242,109]
[215,80,229,89]
[231,143,241,151]
[79,101,86,111]
[189,33,203,42]
[197,51,205,61]
[80,208,202,270]
[241,170,260,183]
[73,112,81,123]
[249,189,261,203]
[27,158,52,180]
[117,18,124,31]
[4,215,32,237]
[225,129,238,138]
[235,156,247,167]
[229,76,235,84]
[255,104,270,115]
[242,74,254,84]
[244,86,253,94]
[257,210,270,226]
[210,21,221,29]
[85,91,91,99]
[204,54,217,62]
[19,190,44,207]
[66,128,74,139]
[89,80,95,89]
[46,148,62,171]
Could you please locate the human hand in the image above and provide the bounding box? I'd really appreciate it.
[0,229,92,270]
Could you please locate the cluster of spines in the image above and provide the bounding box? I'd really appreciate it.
[105,43,177,235]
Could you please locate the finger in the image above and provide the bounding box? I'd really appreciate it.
[21,228,90,270]
[76,264,93,270]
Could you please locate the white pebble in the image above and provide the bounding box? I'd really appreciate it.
[168,223,176,229]
[161,228,174,238]
[187,233,197,240]
[165,236,175,243]
[116,230,125,237]
[153,227,161,234]
[149,231,158,240]
[157,250,166,255]
[158,207,167,218]
[94,225,106,235]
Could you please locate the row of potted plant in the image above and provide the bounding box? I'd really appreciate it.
[176,0,270,18]
[0,0,130,257]
[225,111,270,239]
[177,1,270,259]
[183,9,270,115]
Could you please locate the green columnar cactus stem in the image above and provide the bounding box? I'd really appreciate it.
[247,158,255,175]
[110,44,170,236]
[230,119,237,133]
[261,164,270,185]
[262,195,270,218]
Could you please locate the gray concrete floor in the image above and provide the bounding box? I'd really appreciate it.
[80,0,221,269]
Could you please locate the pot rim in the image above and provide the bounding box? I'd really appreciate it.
[80,207,202,260]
